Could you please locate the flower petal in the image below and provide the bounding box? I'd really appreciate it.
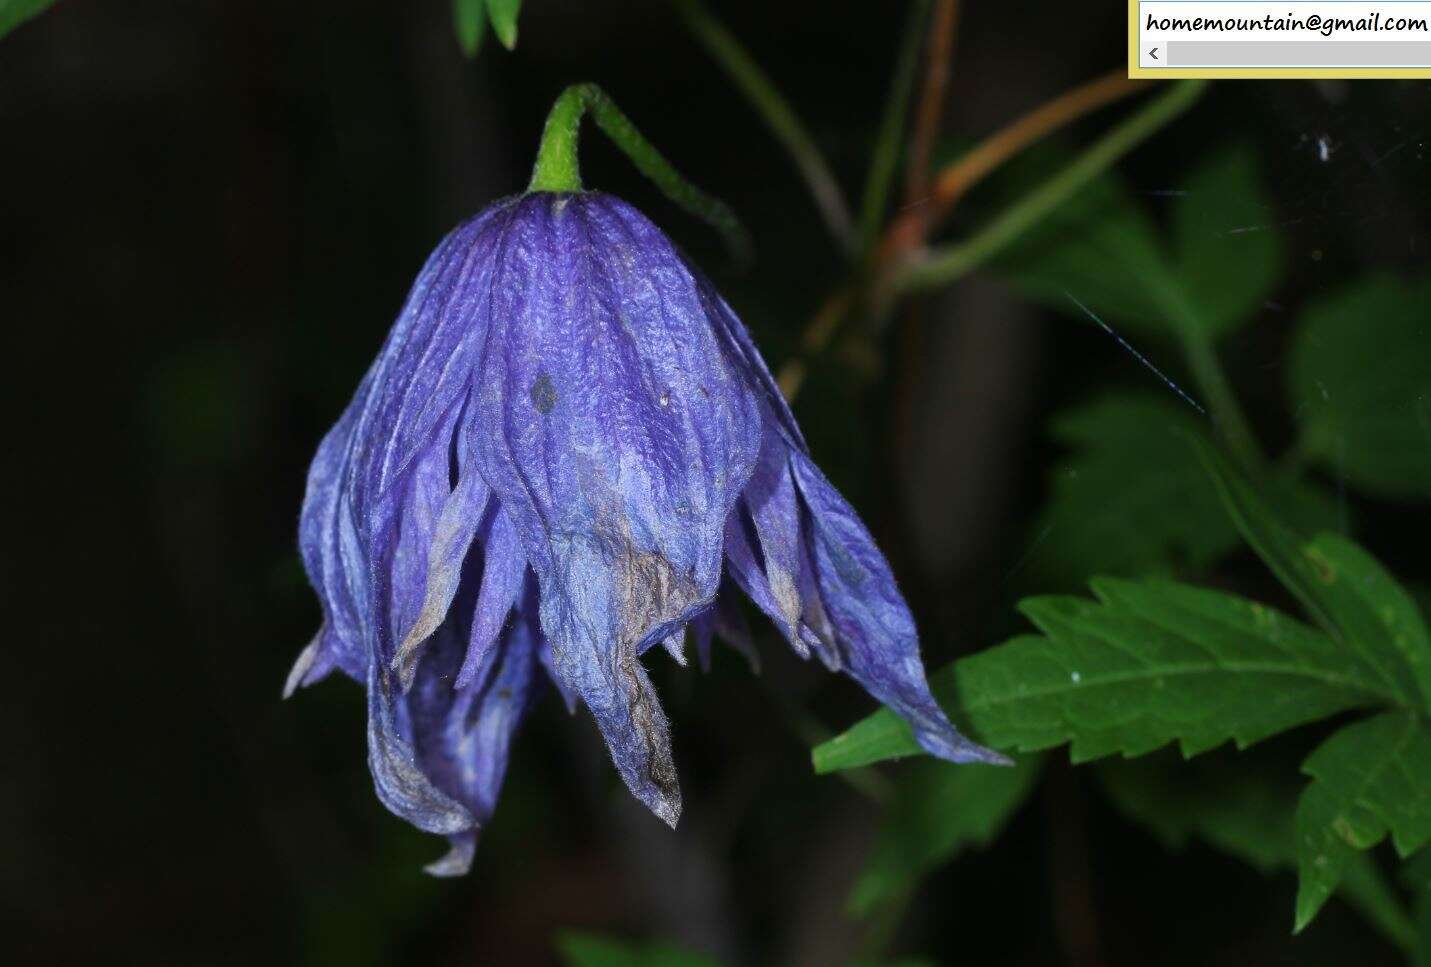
[392,445,491,689]
[742,430,804,641]
[694,277,807,453]
[691,589,758,673]
[373,596,543,874]
[455,503,528,689]
[365,660,475,836]
[377,411,465,661]
[294,398,369,689]
[788,447,1009,766]
[412,615,541,821]
[347,202,520,520]
[722,509,810,660]
[656,629,688,666]
[424,832,477,878]
[466,194,763,824]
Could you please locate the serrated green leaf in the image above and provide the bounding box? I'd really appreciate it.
[1171,145,1283,339]
[452,0,487,58]
[487,0,521,50]
[814,578,1393,773]
[1100,756,1416,948]
[1294,711,1431,932]
[1027,393,1337,585]
[1288,274,1431,499]
[849,755,1043,916]
[1199,441,1431,708]
[1302,534,1431,708]
[0,0,56,41]
[556,932,718,967]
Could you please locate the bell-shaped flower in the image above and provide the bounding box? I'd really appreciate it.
[287,86,1006,874]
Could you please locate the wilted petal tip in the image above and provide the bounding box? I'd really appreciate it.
[282,637,322,700]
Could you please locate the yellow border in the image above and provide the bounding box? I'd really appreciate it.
[1128,0,1431,77]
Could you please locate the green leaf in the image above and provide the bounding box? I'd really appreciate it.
[814,577,1393,773]
[1171,145,1283,339]
[452,0,488,58]
[994,147,1279,342]
[1100,755,1416,949]
[1302,534,1431,708]
[1029,393,1234,583]
[1294,711,1431,932]
[1027,393,1336,585]
[556,932,718,967]
[487,0,521,50]
[849,755,1043,916]
[1199,441,1431,708]
[1288,274,1431,499]
[993,168,1173,339]
[0,0,56,41]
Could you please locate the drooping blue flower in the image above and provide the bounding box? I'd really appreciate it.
[288,101,1005,874]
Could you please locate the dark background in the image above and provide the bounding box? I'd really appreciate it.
[4,1,1427,963]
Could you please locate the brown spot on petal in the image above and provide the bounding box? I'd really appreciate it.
[530,373,557,414]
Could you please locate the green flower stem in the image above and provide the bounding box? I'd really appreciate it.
[672,0,856,255]
[528,82,750,260]
[890,79,1207,295]
[857,0,931,253]
[528,85,588,192]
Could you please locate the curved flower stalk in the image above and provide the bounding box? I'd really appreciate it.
[287,85,1006,875]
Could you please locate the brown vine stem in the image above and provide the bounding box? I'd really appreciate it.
[905,0,961,208]
[892,0,961,471]
[881,68,1147,261]
[776,68,1150,402]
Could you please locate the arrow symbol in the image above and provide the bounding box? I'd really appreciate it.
[1149,47,1160,60]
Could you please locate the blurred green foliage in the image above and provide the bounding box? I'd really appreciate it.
[994,145,1282,342]
[1289,275,1431,499]
[557,932,719,967]
[0,0,56,41]
[820,140,1431,962]
[849,754,1043,917]
[452,0,523,58]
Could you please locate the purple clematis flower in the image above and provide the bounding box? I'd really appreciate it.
[287,189,1006,875]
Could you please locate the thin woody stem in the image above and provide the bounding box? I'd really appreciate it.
[904,0,960,208]
[892,80,1207,295]
[892,0,962,475]
[777,73,1177,403]
[883,69,1148,258]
